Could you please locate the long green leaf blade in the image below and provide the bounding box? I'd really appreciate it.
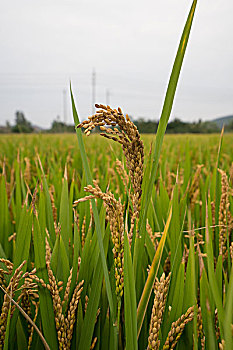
[140,0,198,235]
[124,231,137,350]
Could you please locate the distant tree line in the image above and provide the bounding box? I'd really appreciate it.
[1,111,233,134]
[134,118,222,134]
[49,120,74,133]
[1,111,34,133]
[0,112,75,134]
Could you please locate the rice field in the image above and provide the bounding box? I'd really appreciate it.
[1,1,233,349]
[0,126,233,349]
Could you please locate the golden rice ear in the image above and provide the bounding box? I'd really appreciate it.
[77,104,144,245]
[146,220,161,251]
[189,164,203,211]
[197,306,205,349]
[116,159,129,190]
[24,157,31,183]
[27,302,40,349]
[163,306,194,350]
[219,340,225,350]
[0,260,27,344]
[62,267,73,307]
[218,169,232,256]
[30,237,84,349]
[230,242,233,261]
[49,185,57,222]
[77,104,144,202]
[83,184,124,299]
[147,273,171,350]
[65,280,84,349]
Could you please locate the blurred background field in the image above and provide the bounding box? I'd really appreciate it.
[1,133,233,177]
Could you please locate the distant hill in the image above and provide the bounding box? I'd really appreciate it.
[31,124,44,132]
[211,115,233,129]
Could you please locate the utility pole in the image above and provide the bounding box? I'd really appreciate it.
[63,89,67,124]
[106,88,110,106]
[92,68,96,115]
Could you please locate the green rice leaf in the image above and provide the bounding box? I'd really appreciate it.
[15,155,22,231]
[13,205,32,272]
[200,268,217,350]
[205,200,224,339]
[224,265,233,350]
[139,0,198,237]
[37,155,56,245]
[16,318,28,350]
[162,260,185,344]
[182,230,197,349]
[50,233,70,293]
[78,225,110,350]
[59,166,70,257]
[134,0,198,294]
[124,231,138,350]
[0,175,12,257]
[214,127,224,254]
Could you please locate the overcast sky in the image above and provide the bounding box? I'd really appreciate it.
[0,0,233,128]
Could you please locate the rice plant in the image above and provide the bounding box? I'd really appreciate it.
[1,0,233,349]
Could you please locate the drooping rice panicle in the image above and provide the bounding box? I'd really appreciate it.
[163,252,171,275]
[24,157,31,183]
[81,216,86,249]
[219,339,225,350]
[29,238,84,350]
[83,184,124,299]
[62,267,73,307]
[218,169,233,255]
[146,220,159,250]
[27,302,39,350]
[65,280,84,349]
[147,273,171,349]
[49,184,57,222]
[162,306,194,350]
[0,261,27,345]
[115,158,130,193]
[77,104,144,243]
[189,164,203,211]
